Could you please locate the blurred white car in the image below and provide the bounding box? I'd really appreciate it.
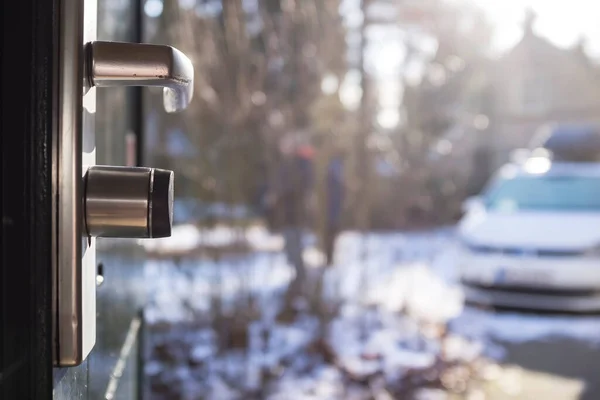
[458,158,600,312]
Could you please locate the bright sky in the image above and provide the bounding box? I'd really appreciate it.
[475,0,600,56]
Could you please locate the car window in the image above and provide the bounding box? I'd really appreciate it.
[484,175,600,211]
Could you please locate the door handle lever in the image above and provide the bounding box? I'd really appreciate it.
[86,41,194,113]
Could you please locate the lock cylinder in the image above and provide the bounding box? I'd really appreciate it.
[84,166,174,238]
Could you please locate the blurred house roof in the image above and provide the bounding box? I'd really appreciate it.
[488,9,600,169]
[496,10,600,83]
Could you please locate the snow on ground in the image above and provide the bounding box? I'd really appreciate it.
[144,253,293,323]
[144,224,600,347]
[140,224,284,254]
[143,224,600,398]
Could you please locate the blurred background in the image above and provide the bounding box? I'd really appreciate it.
[96,0,600,398]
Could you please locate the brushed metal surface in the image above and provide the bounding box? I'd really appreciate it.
[53,0,97,367]
[84,166,175,238]
[85,166,151,238]
[88,41,194,113]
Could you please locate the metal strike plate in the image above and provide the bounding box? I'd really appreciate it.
[53,0,97,367]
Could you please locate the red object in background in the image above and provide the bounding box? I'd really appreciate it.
[297,145,315,159]
[126,131,137,167]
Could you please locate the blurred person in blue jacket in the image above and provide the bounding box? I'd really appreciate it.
[266,135,314,294]
[324,150,344,266]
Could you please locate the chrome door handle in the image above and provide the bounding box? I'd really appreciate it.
[87,41,194,113]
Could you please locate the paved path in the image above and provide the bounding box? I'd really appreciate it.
[495,338,600,400]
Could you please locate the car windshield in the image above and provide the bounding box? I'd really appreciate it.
[484,175,600,211]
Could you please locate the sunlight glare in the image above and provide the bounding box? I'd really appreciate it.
[321,74,340,95]
[377,108,400,129]
[524,156,551,174]
[473,0,600,55]
[144,0,163,18]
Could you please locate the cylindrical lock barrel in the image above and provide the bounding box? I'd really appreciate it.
[84,166,174,238]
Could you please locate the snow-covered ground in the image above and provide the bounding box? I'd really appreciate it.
[144,225,600,345]
[143,225,600,399]
[141,224,284,254]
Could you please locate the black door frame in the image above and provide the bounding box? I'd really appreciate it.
[1,0,58,398]
[2,0,150,397]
